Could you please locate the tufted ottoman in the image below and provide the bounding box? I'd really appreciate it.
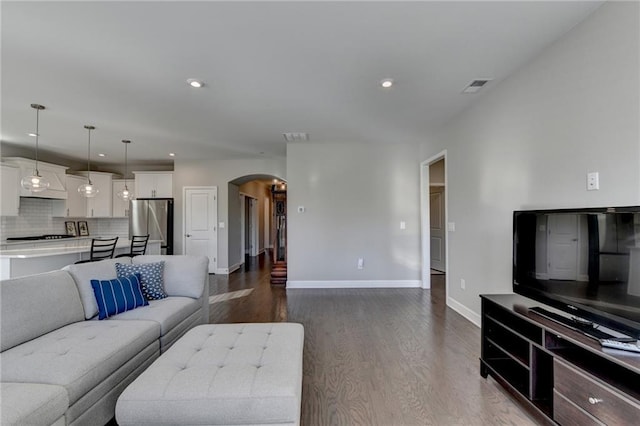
[115,323,304,426]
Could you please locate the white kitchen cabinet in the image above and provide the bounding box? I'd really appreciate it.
[133,172,173,198]
[112,180,134,217]
[77,171,115,217]
[1,164,20,216]
[61,175,87,217]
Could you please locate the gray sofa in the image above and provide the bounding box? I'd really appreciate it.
[0,255,209,426]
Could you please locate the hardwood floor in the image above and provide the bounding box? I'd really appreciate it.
[208,253,538,425]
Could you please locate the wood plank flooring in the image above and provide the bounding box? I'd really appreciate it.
[209,254,538,425]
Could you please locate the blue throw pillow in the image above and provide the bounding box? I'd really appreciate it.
[91,274,148,320]
[115,262,167,300]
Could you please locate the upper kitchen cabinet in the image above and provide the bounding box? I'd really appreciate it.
[133,172,173,198]
[53,175,87,217]
[3,157,68,199]
[76,171,115,217]
[1,163,20,216]
[112,180,135,217]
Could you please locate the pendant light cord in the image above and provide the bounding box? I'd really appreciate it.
[86,127,92,185]
[34,107,40,175]
[124,141,128,190]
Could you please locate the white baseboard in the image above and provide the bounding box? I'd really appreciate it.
[446,296,481,328]
[535,273,548,280]
[286,280,422,289]
[216,263,241,275]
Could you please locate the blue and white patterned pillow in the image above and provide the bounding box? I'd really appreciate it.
[115,262,167,300]
[91,274,148,320]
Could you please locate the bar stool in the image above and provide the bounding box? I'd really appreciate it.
[115,235,150,258]
[75,237,119,264]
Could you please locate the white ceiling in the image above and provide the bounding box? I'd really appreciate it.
[1,1,603,167]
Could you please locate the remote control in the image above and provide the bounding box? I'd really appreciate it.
[600,339,640,353]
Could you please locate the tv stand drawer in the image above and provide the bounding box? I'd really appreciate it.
[554,359,640,424]
[553,390,603,426]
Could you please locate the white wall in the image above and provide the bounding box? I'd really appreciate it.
[227,183,242,269]
[173,158,285,269]
[287,142,421,285]
[420,2,640,323]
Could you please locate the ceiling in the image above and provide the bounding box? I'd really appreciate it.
[1,1,603,168]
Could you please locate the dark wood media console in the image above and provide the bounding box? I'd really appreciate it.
[480,294,640,425]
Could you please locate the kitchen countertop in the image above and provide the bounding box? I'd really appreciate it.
[0,238,162,259]
[1,236,107,246]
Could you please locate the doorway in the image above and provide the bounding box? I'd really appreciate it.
[228,174,284,274]
[420,151,448,292]
[429,159,446,273]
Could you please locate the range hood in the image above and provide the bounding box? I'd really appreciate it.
[3,157,68,199]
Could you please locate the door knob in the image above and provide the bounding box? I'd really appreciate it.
[185,234,191,237]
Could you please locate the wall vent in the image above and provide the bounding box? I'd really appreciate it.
[462,79,492,94]
[283,132,309,142]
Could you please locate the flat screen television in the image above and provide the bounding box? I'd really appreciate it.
[513,206,640,340]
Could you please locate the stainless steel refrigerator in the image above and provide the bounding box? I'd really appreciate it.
[129,198,173,254]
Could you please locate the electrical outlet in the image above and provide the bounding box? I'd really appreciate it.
[461,278,466,290]
[587,172,599,191]
[357,258,364,270]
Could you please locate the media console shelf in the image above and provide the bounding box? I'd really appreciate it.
[480,294,640,425]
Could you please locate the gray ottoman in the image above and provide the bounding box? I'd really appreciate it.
[116,323,304,426]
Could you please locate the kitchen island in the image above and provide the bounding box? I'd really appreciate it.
[0,238,161,279]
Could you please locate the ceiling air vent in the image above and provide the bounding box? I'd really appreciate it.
[462,79,492,94]
[283,132,309,142]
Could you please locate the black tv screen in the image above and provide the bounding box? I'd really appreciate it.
[513,206,640,339]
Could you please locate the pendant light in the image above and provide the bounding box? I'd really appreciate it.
[78,125,99,198]
[21,104,50,192]
[117,139,133,201]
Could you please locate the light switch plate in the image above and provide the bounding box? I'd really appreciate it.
[448,222,456,232]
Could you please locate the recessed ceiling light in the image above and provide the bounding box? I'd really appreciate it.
[380,78,394,88]
[169,153,175,157]
[187,79,204,88]
[28,133,38,137]
[98,153,106,157]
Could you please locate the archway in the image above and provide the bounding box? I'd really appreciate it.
[228,174,286,283]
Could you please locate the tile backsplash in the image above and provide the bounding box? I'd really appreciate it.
[1,198,128,239]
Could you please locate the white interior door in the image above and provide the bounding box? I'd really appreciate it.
[184,187,217,273]
[547,214,578,280]
[430,187,446,272]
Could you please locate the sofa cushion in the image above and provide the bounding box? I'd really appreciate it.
[91,274,149,320]
[0,382,69,426]
[64,258,132,320]
[0,320,160,405]
[108,297,200,336]
[1,270,84,352]
[116,262,167,300]
[133,255,208,299]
